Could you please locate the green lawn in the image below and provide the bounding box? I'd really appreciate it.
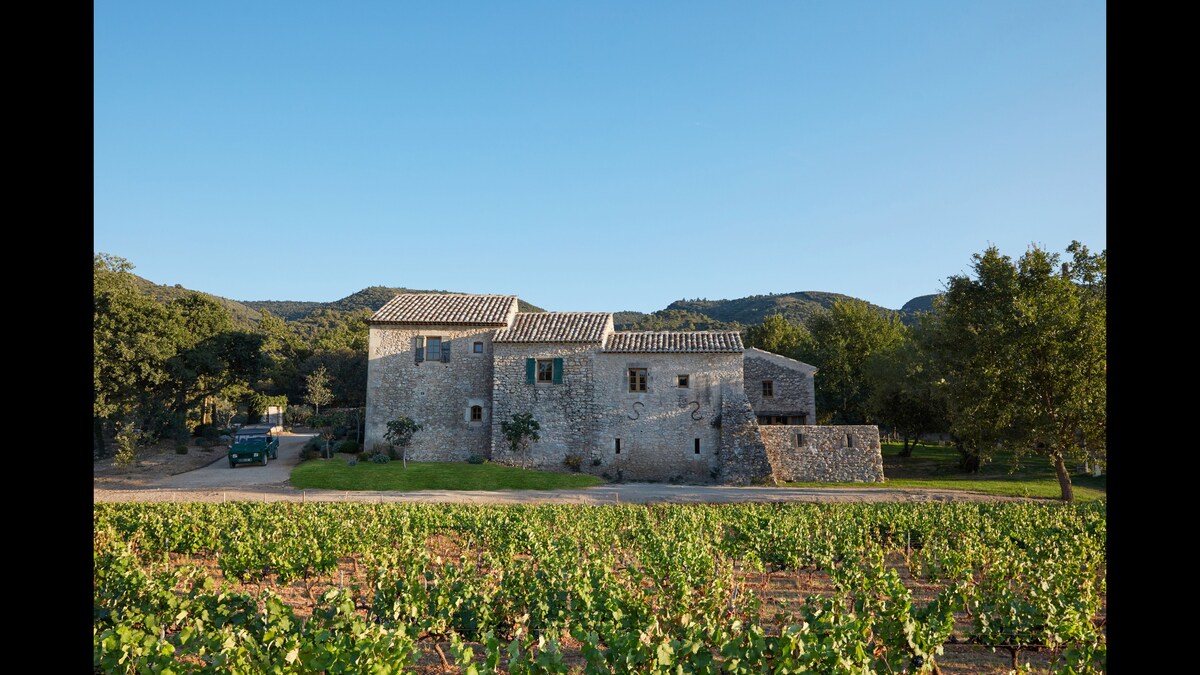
[290,457,606,491]
[784,441,1107,502]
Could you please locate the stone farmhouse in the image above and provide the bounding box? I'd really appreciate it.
[364,294,883,484]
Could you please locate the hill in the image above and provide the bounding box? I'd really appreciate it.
[241,286,545,320]
[129,275,262,328]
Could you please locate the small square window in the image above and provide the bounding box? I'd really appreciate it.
[473,342,484,354]
[762,380,774,397]
[537,359,554,383]
[629,368,647,392]
[677,374,689,388]
[470,405,483,421]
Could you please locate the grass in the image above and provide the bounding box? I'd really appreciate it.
[290,456,606,491]
[783,441,1107,502]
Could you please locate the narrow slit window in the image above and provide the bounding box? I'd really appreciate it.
[846,433,854,448]
[615,438,621,454]
[694,438,700,455]
[795,432,805,447]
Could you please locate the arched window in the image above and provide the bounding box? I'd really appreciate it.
[470,405,483,422]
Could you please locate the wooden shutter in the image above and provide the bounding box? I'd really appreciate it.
[526,358,535,384]
[414,336,424,363]
[442,341,451,362]
[552,358,563,384]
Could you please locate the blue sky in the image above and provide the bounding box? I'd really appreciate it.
[94,2,1105,314]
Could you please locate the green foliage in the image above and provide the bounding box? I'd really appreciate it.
[804,299,909,424]
[94,501,1106,674]
[284,404,313,428]
[562,453,583,472]
[112,424,148,467]
[336,440,360,454]
[743,313,812,359]
[500,412,541,455]
[304,365,334,414]
[466,454,486,465]
[384,416,423,464]
[924,242,1106,501]
[864,333,948,455]
[369,452,391,464]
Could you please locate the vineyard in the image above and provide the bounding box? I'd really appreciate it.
[94,501,1106,674]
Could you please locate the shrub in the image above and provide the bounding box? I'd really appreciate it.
[300,447,322,462]
[285,404,313,429]
[592,457,602,467]
[336,440,361,454]
[369,452,391,464]
[175,443,189,455]
[563,453,583,472]
[466,454,486,465]
[196,437,214,449]
[346,457,358,467]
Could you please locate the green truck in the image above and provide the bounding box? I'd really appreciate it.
[227,424,280,467]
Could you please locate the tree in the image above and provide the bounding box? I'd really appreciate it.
[803,299,908,424]
[384,416,423,468]
[744,313,812,360]
[864,329,948,457]
[305,365,334,414]
[925,242,1106,502]
[500,413,541,467]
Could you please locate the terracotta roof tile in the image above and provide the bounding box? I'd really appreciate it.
[368,294,518,325]
[494,313,612,343]
[602,331,744,353]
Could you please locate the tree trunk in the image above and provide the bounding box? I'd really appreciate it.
[1052,451,1075,503]
[899,438,915,457]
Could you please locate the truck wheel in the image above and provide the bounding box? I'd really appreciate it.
[229,461,236,468]
[261,454,269,466]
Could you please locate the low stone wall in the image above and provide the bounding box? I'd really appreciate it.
[762,425,884,483]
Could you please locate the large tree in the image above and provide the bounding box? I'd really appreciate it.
[803,299,908,424]
[925,242,1106,502]
[744,313,812,360]
[864,329,948,457]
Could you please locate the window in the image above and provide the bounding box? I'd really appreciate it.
[615,438,621,454]
[677,374,689,388]
[526,358,563,384]
[795,432,805,447]
[470,405,483,421]
[426,337,442,362]
[762,380,774,397]
[846,434,855,448]
[473,341,484,354]
[694,438,701,455]
[628,368,647,392]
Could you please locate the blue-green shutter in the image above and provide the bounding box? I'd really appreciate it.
[415,336,424,363]
[526,358,535,384]
[442,341,451,362]
[552,358,563,384]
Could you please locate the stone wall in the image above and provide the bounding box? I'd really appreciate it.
[761,425,885,483]
[589,352,744,482]
[365,325,498,460]
[490,343,599,469]
[743,349,816,422]
[716,385,776,485]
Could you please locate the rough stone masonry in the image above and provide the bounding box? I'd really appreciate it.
[364,294,884,484]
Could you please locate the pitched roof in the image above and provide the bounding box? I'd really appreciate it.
[494,312,612,343]
[744,347,818,372]
[602,331,745,353]
[368,294,518,325]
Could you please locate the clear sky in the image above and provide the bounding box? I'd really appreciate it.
[94,1,1105,314]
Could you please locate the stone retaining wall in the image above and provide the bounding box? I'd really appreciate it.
[761,425,885,483]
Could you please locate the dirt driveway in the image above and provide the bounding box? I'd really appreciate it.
[94,432,1029,505]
